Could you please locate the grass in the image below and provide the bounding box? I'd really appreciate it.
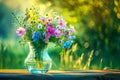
[0,40,120,70]
[0,39,28,69]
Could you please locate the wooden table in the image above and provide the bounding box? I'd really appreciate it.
[0,69,120,80]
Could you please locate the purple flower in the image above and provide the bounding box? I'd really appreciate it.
[55,29,61,38]
[44,38,49,43]
[45,32,50,39]
[47,26,55,36]
[32,32,41,42]
[16,27,26,36]
[58,19,66,29]
[41,16,46,22]
[44,32,50,43]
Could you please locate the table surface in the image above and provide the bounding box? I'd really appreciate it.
[0,69,120,80]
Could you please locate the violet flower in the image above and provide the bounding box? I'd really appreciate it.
[55,29,61,38]
[58,19,66,29]
[47,26,55,36]
[41,16,46,22]
[44,32,50,43]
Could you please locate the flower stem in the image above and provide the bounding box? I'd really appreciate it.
[12,12,21,26]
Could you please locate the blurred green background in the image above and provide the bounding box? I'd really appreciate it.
[0,0,120,70]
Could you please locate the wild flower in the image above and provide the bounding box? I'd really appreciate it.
[15,7,76,50]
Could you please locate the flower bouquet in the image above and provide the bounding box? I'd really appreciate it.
[15,7,76,74]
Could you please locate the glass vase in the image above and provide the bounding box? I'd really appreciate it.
[24,42,52,74]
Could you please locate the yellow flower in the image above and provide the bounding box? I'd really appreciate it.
[72,43,78,52]
[30,19,35,23]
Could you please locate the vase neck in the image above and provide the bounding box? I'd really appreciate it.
[27,42,51,61]
[28,42,35,54]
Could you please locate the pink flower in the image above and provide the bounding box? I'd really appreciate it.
[47,26,55,36]
[55,29,61,38]
[16,27,26,36]
[45,32,51,39]
[46,21,51,27]
[44,32,50,43]
[45,38,49,43]
[48,18,52,22]
[58,19,66,29]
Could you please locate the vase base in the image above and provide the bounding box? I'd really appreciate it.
[28,69,48,74]
[25,61,52,74]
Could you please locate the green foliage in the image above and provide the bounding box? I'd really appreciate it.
[0,2,15,39]
[0,40,28,69]
[40,0,120,69]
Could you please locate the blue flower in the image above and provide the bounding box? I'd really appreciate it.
[32,32,41,42]
[63,41,73,49]
[70,35,76,40]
